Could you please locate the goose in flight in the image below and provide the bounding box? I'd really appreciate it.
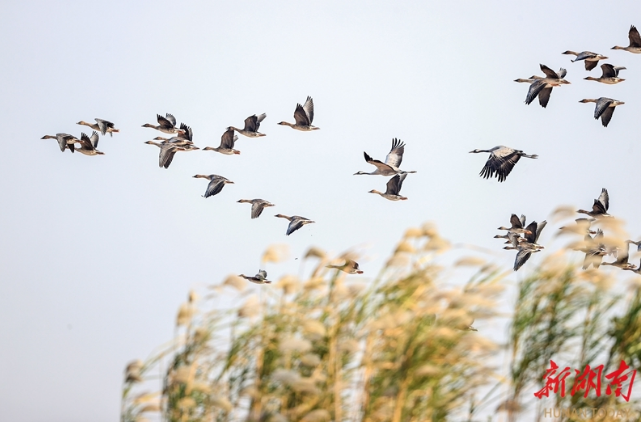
[275,214,315,235]
[41,133,79,153]
[602,240,637,270]
[497,214,532,235]
[77,118,119,137]
[239,270,272,284]
[576,229,608,269]
[584,64,626,84]
[193,174,234,198]
[524,64,570,108]
[142,113,185,135]
[578,188,611,218]
[354,138,417,176]
[278,96,319,131]
[145,141,197,168]
[469,146,538,182]
[612,25,641,53]
[230,114,266,137]
[237,199,275,219]
[203,128,240,155]
[514,75,543,83]
[504,221,546,250]
[579,98,625,127]
[369,173,408,201]
[507,222,545,271]
[326,259,364,274]
[562,50,608,70]
[76,131,104,156]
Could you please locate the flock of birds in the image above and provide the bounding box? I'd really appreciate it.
[39,26,641,281]
[515,25,641,127]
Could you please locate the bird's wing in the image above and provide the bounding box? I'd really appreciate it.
[601,64,616,78]
[90,131,99,148]
[557,68,567,79]
[179,123,192,141]
[525,80,547,105]
[220,128,236,148]
[251,201,266,219]
[575,51,595,61]
[520,214,527,227]
[598,188,609,212]
[514,250,533,271]
[205,178,225,198]
[165,113,177,126]
[286,219,305,235]
[79,132,94,150]
[600,106,616,127]
[629,25,641,47]
[293,103,310,126]
[385,174,403,195]
[364,151,395,173]
[384,138,405,169]
[302,96,314,124]
[540,64,558,79]
[535,220,547,242]
[538,87,553,108]
[157,114,173,129]
[510,214,523,229]
[258,269,267,278]
[594,98,613,119]
[244,115,258,132]
[159,146,177,168]
[524,222,538,243]
[585,60,598,71]
[485,149,521,183]
[95,118,113,135]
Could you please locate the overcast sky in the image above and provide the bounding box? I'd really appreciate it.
[2,1,641,420]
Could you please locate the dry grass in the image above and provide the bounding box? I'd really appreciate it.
[121,222,641,422]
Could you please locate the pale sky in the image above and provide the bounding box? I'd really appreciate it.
[2,1,641,420]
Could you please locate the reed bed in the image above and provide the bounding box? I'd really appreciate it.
[121,221,641,422]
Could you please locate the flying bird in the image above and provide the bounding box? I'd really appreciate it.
[142,113,185,135]
[584,64,626,84]
[238,270,271,284]
[354,138,417,176]
[562,50,608,70]
[145,140,197,168]
[577,188,611,218]
[193,174,234,198]
[524,64,570,108]
[278,96,319,131]
[326,259,364,274]
[229,114,266,137]
[237,199,275,219]
[275,214,315,235]
[41,133,79,153]
[579,98,625,127]
[369,173,408,201]
[77,118,119,136]
[203,128,240,155]
[469,146,538,182]
[602,240,637,270]
[76,131,104,156]
[612,25,641,53]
